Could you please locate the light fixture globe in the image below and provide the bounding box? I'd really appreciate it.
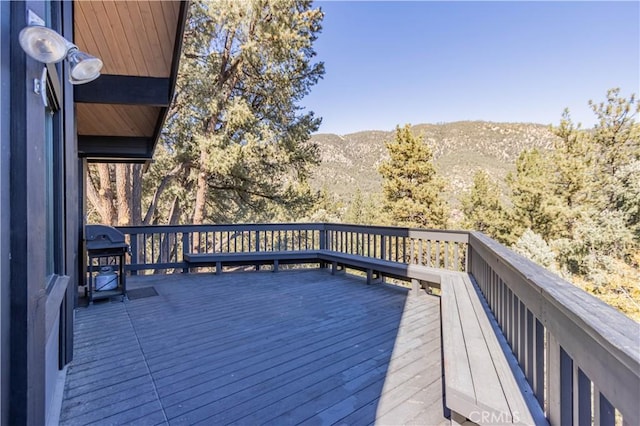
[67,48,103,84]
[19,25,103,85]
[19,25,68,63]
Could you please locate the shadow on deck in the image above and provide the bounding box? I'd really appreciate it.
[60,269,448,425]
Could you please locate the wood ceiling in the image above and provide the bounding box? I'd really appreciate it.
[74,1,188,161]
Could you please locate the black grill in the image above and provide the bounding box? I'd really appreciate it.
[85,225,129,303]
[85,225,128,253]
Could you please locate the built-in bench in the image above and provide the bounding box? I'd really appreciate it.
[317,250,443,286]
[441,273,546,425]
[183,249,443,287]
[183,250,320,274]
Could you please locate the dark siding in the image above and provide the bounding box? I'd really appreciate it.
[1,2,12,425]
[7,1,64,424]
[61,0,77,366]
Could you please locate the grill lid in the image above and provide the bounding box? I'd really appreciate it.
[85,225,128,251]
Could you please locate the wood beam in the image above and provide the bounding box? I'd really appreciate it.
[74,75,170,107]
[78,136,153,161]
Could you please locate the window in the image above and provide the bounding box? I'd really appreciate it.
[44,1,63,279]
[44,63,62,279]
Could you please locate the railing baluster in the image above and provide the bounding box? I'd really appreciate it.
[547,331,562,425]
[506,288,512,347]
[526,309,534,385]
[519,300,526,366]
[444,241,449,269]
[454,243,459,271]
[394,237,398,262]
[534,319,545,407]
[560,347,574,425]
[349,231,353,254]
[182,232,189,273]
[151,233,155,264]
[511,292,518,351]
[594,388,615,426]
[402,237,406,263]
[574,367,591,426]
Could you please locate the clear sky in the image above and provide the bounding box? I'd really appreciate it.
[302,1,640,135]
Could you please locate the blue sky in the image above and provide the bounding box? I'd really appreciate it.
[302,1,640,135]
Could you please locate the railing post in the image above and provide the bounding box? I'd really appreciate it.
[319,226,326,251]
[319,226,327,269]
[465,242,469,272]
[255,230,261,271]
[182,232,190,273]
[129,232,138,276]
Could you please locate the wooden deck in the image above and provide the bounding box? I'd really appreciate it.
[60,269,448,426]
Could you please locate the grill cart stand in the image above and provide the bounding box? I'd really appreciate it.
[85,225,129,304]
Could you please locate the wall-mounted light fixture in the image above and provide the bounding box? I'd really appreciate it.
[19,25,103,85]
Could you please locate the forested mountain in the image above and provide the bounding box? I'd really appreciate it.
[310,121,560,207]
[308,94,639,322]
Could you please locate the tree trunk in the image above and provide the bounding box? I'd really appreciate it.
[143,163,185,225]
[131,164,143,225]
[96,164,116,225]
[192,152,209,225]
[115,164,132,226]
[190,40,243,226]
[154,196,182,275]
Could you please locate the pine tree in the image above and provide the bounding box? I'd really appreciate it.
[344,188,365,224]
[305,185,342,222]
[378,124,448,229]
[589,88,640,178]
[461,170,512,244]
[507,148,566,241]
[505,89,640,320]
[551,110,595,210]
[88,0,325,226]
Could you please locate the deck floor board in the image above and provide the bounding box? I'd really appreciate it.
[60,270,447,425]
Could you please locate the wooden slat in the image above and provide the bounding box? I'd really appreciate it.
[74,1,178,77]
[454,277,511,416]
[442,274,545,425]
[547,331,562,425]
[77,104,159,137]
[576,368,591,426]
[441,278,476,413]
[598,391,615,426]
[561,347,574,425]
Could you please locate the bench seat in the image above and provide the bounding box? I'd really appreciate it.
[317,250,444,286]
[441,273,545,425]
[184,250,320,273]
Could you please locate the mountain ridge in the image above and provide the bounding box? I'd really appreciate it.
[309,120,561,207]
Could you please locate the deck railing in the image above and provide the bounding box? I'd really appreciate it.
[468,232,639,426]
[113,222,639,426]
[323,224,468,271]
[116,223,469,274]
